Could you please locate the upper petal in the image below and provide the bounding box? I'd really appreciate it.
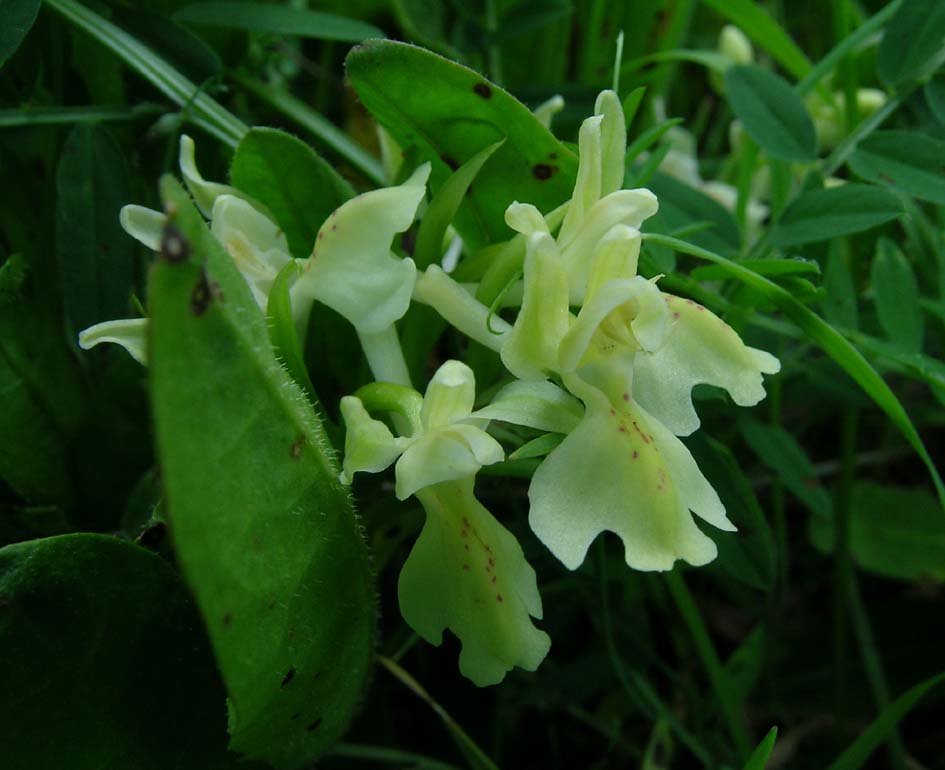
[500,232,571,380]
[632,294,781,436]
[297,163,430,333]
[179,135,241,217]
[421,359,477,429]
[594,89,627,197]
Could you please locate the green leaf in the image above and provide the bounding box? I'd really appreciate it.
[877,0,945,89]
[740,420,832,518]
[725,65,817,162]
[923,76,945,124]
[688,434,775,590]
[742,727,778,770]
[230,127,354,260]
[0,255,85,507]
[414,140,504,270]
[826,671,945,770]
[810,483,945,581]
[848,131,945,205]
[55,122,134,337]
[822,244,859,331]
[647,172,741,256]
[0,533,251,769]
[149,177,376,766]
[700,0,812,79]
[45,0,246,147]
[0,0,41,67]
[770,184,904,247]
[645,234,945,511]
[175,1,384,41]
[346,39,578,249]
[871,238,923,353]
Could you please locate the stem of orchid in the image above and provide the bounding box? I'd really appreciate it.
[664,571,751,758]
[357,326,412,389]
[414,266,510,352]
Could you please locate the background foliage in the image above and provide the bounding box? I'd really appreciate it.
[1,0,943,768]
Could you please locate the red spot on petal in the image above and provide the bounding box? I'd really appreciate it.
[618,425,626,432]
[632,450,639,459]
[622,392,629,401]
[673,312,680,320]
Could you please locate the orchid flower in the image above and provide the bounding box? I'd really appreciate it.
[413,90,780,573]
[339,360,550,686]
[79,136,430,385]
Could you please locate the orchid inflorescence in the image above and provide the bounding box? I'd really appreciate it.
[81,88,779,687]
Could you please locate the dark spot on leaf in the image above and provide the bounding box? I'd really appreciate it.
[136,521,166,549]
[473,83,492,99]
[268,600,276,610]
[0,595,9,610]
[190,273,213,316]
[549,152,558,160]
[290,435,305,460]
[160,225,189,263]
[281,667,296,688]
[306,717,323,732]
[291,713,301,721]
[532,163,556,180]
[222,613,232,627]
[442,154,459,170]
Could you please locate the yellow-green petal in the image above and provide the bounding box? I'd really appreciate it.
[339,395,408,484]
[470,380,584,434]
[400,479,550,687]
[594,89,627,197]
[420,359,477,429]
[179,135,240,217]
[632,294,781,436]
[528,388,723,571]
[210,195,292,310]
[500,232,571,380]
[78,317,149,364]
[119,205,166,251]
[394,424,503,500]
[297,163,430,334]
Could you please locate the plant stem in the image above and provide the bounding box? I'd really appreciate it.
[358,325,412,388]
[665,570,752,759]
